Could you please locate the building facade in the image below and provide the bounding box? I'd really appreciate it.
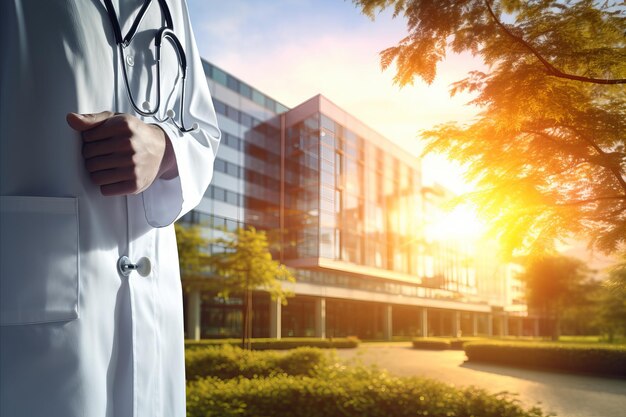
[180,61,536,340]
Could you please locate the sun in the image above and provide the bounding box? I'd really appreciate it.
[425,203,486,242]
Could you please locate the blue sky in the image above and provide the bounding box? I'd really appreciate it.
[186,0,481,192]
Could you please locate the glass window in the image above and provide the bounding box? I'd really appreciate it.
[214,159,226,173]
[320,212,336,227]
[320,130,334,147]
[211,66,228,86]
[213,100,227,115]
[320,145,334,161]
[226,190,239,205]
[320,114,335,132]
[320,170,334,187]
[226,75,239,92]
[240,113,253,128]
[320,198,334,213]
[226,106,238,121]
[320,227,336,259]
[225,218,238,232]
[213,186,225,201]
[320,159,334,174]
[320,186,334,201]
[304,115,319,131]
[239,83,252,99]
[226,163,239,178]
[265,97,277,113]
[252,90,265,106]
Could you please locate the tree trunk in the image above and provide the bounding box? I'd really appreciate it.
[551,312,561,342]
[246,289,253,350]
[241,292,247,349]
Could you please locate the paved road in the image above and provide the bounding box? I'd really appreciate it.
[335,343,626,417]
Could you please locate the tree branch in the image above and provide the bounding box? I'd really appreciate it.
[484,1,626,85]
[528,126,626,192]
[556,195,626,206]
[567,128,626,192]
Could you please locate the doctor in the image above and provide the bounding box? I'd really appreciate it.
[0,1,219,416]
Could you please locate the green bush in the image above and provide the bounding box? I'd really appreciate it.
[412,338,451,350]
[185,337,359,350]
[185,345,329,380]
[464,341,626,377]
[187,365,548,417]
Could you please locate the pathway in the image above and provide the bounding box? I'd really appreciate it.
[335,343,626,417]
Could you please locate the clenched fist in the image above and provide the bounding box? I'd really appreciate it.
[67,111,177,196]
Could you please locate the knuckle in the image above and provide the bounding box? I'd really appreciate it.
[89,172,102,185]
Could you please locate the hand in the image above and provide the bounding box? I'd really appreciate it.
[67,111,177,196]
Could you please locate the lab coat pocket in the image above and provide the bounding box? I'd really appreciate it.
[0,196,79,325]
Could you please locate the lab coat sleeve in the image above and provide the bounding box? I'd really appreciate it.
[141,2,221,228]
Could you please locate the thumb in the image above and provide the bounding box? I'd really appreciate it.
[66,111,114,132]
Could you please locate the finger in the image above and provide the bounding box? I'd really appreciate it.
[81,115,135,142]
[89,167,135,186]
[66,111,115,132]
[82,136,132,159]
[84,154,134,173]
[100,180,140,196]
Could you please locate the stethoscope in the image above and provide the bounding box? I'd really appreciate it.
[103,0,198,132]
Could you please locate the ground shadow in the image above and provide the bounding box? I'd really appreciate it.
[460,360,626,396]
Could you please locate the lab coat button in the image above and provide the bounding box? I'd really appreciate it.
[126,54,134,67]
[117,256,151,277]
[136,257,152,277]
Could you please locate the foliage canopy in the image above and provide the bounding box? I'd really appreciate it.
[519,254,591,339]
[354,0,626,257]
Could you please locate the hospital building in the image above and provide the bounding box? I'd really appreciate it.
[179,60,537,340]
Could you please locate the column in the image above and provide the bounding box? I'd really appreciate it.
[269,298,282,339]
[420,308,428,337]
[533,317,540,337]
[472,313,478,336]
[315,297,326,338]
[452,311,461,338]
[487,314,493,337]
[186,289,201,341]
[383,304,393,341]
[502,315,509,337]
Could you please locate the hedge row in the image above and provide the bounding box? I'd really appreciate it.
[186,345,329,380]
[464,341,626,377]
[412,338,478,350]
[187,365,548,417]
[185,337,359,350]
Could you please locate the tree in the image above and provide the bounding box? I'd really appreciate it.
[175,223,212,284]
[594,263,626,342]
[519,255,591,340]
[354,0,626,257]
[208,227,295,349]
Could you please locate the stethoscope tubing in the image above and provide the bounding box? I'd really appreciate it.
[105,0,197,132]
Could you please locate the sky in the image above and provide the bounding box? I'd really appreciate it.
[184,0,618,268]
[186,0,482,193]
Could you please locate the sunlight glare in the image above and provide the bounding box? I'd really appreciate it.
[425,204,486,242]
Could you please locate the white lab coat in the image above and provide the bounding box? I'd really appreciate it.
[0,1,219,416]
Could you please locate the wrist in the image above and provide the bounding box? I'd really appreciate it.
[153,124,179,180]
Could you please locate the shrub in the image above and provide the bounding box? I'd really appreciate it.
[187,365,548,417]
[185,337,359,350]
[412,338,451,350]
[274,347,327,377]
[185,345,330,380]
[464,341,626,377]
